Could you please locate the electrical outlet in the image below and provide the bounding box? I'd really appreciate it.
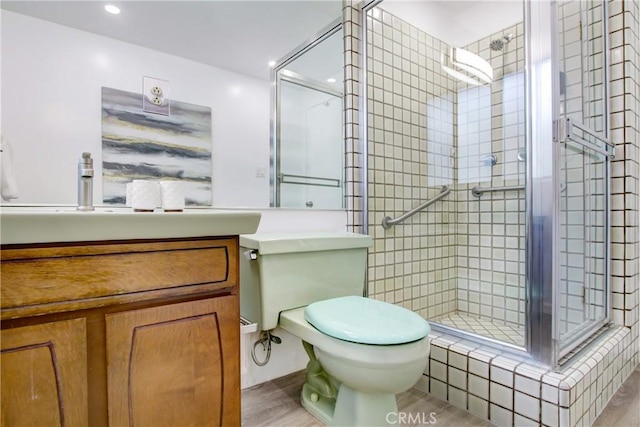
[143,77,170,115]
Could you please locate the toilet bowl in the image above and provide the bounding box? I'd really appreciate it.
[240,233,431,427]
[280,301,430,426]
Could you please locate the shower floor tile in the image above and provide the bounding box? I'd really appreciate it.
[430,313,524,347]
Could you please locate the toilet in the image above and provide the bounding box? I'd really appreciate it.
[240,232,430,427]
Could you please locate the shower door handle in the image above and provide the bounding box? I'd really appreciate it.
[556,118,615,158]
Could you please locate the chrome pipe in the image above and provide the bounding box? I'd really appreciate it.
[381,185,450,229]
[471,184,525,197]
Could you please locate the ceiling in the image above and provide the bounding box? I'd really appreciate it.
[1,1,343,81]
[381,1,523,47]
[2,1,523,82]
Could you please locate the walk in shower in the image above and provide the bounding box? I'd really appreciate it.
[362,0,612,367]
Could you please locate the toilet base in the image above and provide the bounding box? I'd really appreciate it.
[302,382,398,427]
[301,383,335,425]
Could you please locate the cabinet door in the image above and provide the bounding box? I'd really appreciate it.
[1,318,88,427]
[106,296,240,427]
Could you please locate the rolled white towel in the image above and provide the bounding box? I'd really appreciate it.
[0,134,19,201]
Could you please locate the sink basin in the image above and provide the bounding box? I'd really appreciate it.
[5,206,119,214]
[0,205,262,245]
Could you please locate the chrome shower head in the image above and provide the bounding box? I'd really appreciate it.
[490,39,505,51]
[490,33,514,51]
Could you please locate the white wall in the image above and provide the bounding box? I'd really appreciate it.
[1,11,270,207]
[0,7,3,135]
[255,208,346,233]
[2,11,351,390]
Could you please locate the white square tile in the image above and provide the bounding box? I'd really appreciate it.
[515,375,541,398]
[469,358,489,378]
[541,383,558,404]
[469,350,498,363]
[430,378,447,401]
[541,401,559,427]
[559,388,570,407]
[514,413,539,427]
[560,407,569,426]
[449,351,468,370]
[431,345,448,363]
[514,391,540,421]
[449,366,467,389]
[490,381,513,410]
[449,386,467,410]
[490,403,514,427]
[469,374,489,399]
[492,366,514,387]
[468,395,489,420]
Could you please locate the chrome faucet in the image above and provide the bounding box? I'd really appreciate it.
[77,152,95,211]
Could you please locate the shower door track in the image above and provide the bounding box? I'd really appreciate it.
[429,322,531,360]
[430,319,614,369]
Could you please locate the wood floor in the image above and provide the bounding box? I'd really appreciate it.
[593,364,640,427]
[242,364,640,427]
[241,370,489,427]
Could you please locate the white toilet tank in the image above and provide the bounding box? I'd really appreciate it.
[240,232,373,331]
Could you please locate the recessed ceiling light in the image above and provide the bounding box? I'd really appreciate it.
[327,78,337,83]
[268,61,276,67]
[104,4,120,14]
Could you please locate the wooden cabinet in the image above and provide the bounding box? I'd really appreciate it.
[1,319,88,427]
[106,297,240,427]
[1,237,240,427]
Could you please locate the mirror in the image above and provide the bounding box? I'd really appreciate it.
[0,1,343,208]
[273,23,344,209]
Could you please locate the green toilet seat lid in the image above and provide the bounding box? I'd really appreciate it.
[304,296,430,345]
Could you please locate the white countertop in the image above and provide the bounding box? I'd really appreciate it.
[0,205,261,245]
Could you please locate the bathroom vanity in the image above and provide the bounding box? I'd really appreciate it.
[0,207,260,427]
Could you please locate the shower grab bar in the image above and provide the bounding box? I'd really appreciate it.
[381,185,450,229]
[471,185,524,197]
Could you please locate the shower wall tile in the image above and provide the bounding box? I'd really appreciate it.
[365,5,527,335]
[365,6,457,316]
[609,0,639,372]
[343,0,363,234]
[455,23,527,330]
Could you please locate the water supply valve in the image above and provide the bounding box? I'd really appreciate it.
[243,250,258,261]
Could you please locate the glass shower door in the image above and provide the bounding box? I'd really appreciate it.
[557,129,610,354]
[555,0,611,357]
